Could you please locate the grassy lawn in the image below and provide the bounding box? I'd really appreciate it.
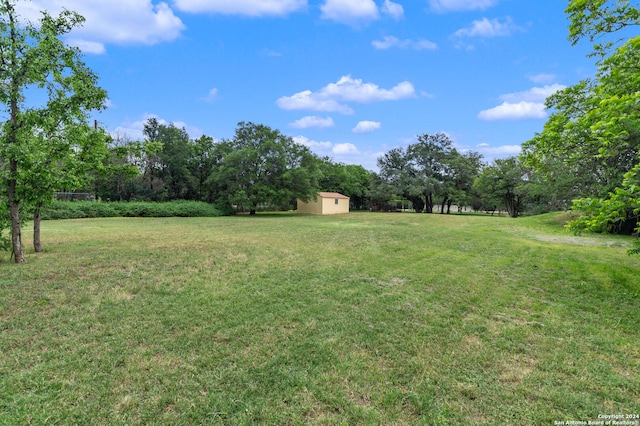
[1,212,638,425]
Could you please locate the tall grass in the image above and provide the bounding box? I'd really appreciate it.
[1,212,638,424]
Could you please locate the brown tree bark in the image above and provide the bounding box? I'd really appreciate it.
[34,205,42,253]
[8,159,25,263]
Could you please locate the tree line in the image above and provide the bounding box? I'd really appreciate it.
[92,119,549,220]
[2,0,638,262]
[95,119,372,215]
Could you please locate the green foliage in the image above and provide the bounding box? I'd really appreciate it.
[523,2,640,253]
[568,161,640,250]
[567,0,640,56]
[472,157,528,218]
[317,158,371,209]
[94,136,163,202]
[39,200,223,220]
[143,118,195,201]
[376,133,481,213]
[0,0,108,260]
[207,122,321,214]
[0,208,11,253]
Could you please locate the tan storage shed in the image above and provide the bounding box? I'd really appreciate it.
[297,192,350,215]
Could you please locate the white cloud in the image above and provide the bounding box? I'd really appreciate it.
[322,76,416,102]
[203,88,219,102]
[478,101,547,121]
[277,90,355,114]
[277,75,416,114]
[261,48,283,57]
[16,1,185,53]
[293,135,334,150]
[429,0,498,12]
[289,116,335,129]
[475,143,521,156]
[320,0,379,25]
[173,0,307,16]
[372,36,437,50]
[66,39,106,55]
[498,84,566,103]
[478,83,566,121]
[454,17,517,38]
[353,121,381,133]
[333,143,359,155]
[381,0,404,20]
[293,136,359,157]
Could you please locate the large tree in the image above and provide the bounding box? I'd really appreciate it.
[472,157,528,218]
[377,147,427,212]
[377,134,482,213]
[188,134,217,202]
[445,150,484,213]
[0,0,107,262]
[143,118,195,201]
[523,1,640,243]
[208,122,320,215]
[317,158,371,210]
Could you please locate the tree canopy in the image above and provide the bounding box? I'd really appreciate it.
[523,0,640,253]
[207,122,321,215]
[0,0,108,262]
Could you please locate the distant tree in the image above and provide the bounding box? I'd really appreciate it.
[188,135,216,202]
[366,172,396,211]
[446,151,484,213]
[377,134,482,214]
[143,118,195,201]
[472,157,528,218]
[377,147,426,212]
[208,122,320,215]
[0,0,107,262]
[317,158,371,209]
[94,135,162,201]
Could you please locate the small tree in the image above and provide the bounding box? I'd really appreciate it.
[0,0,107,262]
[19,124,110,252]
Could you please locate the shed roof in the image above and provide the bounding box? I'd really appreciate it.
[318,192,349,199]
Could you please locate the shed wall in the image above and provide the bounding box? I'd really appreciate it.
[321,197,349,214]
[297,198,323,214]
[297,194,350,215]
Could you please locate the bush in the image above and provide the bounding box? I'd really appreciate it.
[40,201,223,220]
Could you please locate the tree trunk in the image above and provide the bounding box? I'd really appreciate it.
[34,204,42,253]
[424,192,433,213]
[8,160,25,263]
[440,197,447,214]
[447,199,453,214]
[504,194,518,218]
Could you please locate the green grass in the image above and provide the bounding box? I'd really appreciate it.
[1,212,638,425]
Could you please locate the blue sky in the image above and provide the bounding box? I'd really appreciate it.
[18,0,595,171]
